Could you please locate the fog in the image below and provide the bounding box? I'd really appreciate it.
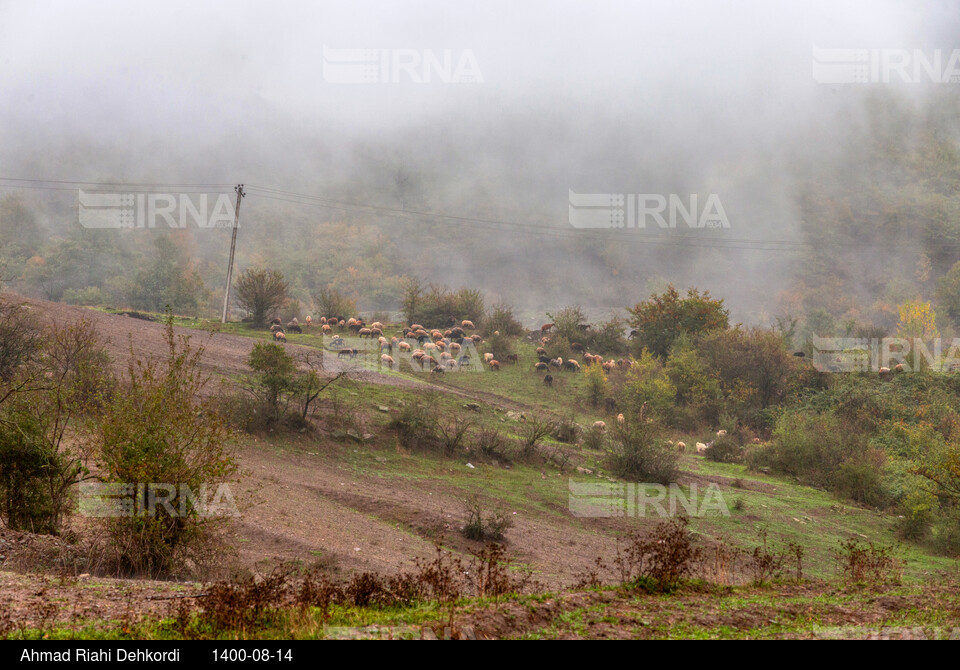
[1,0,959,324]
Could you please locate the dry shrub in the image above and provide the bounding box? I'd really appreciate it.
[834,538,903,585]
[614,517,702,591]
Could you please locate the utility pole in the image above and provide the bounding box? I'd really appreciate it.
[220,184,245,323]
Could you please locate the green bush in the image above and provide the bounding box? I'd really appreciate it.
[92,318,238,577]
[605,418,678,484]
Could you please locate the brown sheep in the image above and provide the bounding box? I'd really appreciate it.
[274,331,286,343]
[398,341,412,352]
[461,320,475,329]
[536,347,547,357]
[541,323,555,333]
[489,360,500,371]
[321,324,332,334]
[592,420,607,431]
[505,353,520,364]
[471,334,483,343]
[534,362,548,372]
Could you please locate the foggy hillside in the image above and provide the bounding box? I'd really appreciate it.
[1,1,959,328]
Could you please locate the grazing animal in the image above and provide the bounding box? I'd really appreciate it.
[274,331,286,343]
[544,374,553,387]
[270,324,284,333]
[716,429,727,437]
[602,361,615,373]
[431,365,445,375]
[536,347,547,357]
[449,342,462,354]
[287,324,302,334]
[570,342,585,353]
[380,354,395,367]
[484,352,494,363]
[505,353,520,364]
[471,334,483,343]
[592,421,607,432]
[603,397,617,413]
[321,324,332,334]
[541,323,555,333]
[461,320,475,329]
[338,348,359,359]
[534,362,548,372]
[696,442,708,454]
[538,355,552,364]
[677,441,686,453]
[489,360,500,371]
[549,357,562,370]
[563,359,581,372]
[398,341,412,352]
[459,355,471,367]
[370,321,384,330]
[271,318,281,326]
[305,315,312,325]
[617,413,624,424]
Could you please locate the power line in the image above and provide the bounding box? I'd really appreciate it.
[0,174,953,253]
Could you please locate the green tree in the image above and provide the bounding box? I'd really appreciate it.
[628,286,729,360]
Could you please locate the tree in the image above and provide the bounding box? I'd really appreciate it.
[0,317,108,534]
[936,261,960,324]
[628,286,729,360]
[235,267,289,327]
[313,285,356,319]
[132,235,208,314]
[245,343,344,426]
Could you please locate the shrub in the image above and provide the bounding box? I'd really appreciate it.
[834,538,903,585]
[551,413,583,444]
[704,433,743,464]
[92,318,238,577]
[583,363,608,408]
[462,495,513,542]
[401,278,484,328]
[0,317,109,534]
[390,401,440,452]
[614,517,702,591]
[485,301,524,337]
[313,285,356,319]
[605,416,678,484]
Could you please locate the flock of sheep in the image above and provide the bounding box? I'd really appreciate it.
[264,314,645,386]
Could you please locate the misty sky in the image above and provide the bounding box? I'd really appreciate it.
[1,1,959,320]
